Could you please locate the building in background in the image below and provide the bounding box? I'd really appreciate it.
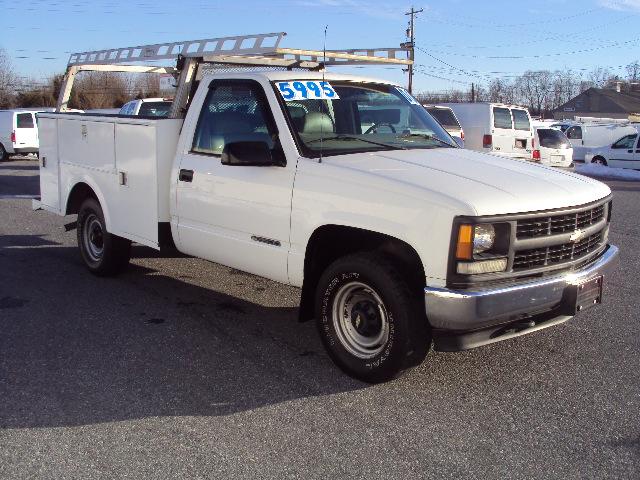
[553,86,640,120]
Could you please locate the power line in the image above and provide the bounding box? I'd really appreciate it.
[420,36,640,60]
[423,13,635,50]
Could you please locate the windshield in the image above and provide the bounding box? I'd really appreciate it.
[138,101,172,117]
[537,128,571,149]
[426,108,460,129]
[274,80,456,157]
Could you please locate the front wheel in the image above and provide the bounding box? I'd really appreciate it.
[315,253,431,383]
[591,156,608,166]
[77,197,131,276]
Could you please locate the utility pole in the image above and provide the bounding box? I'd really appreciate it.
[404,6,423,94]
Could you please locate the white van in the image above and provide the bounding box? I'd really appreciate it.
[423,105,464,141]
[564,122,638,162]
[585,132,640,169]
[0,108,52,160]
[439,103,533,159]
[533,127,574,169]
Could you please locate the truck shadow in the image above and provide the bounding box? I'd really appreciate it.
[0,241,364,429]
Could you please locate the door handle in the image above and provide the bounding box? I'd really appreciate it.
[628,150,633,154]
[179,169,194,182]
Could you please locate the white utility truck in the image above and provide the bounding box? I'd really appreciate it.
[34,33,618,383]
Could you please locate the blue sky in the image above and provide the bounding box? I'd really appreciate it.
[1,0,639,92]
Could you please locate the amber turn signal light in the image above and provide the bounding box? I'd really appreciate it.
[456,224,473,260]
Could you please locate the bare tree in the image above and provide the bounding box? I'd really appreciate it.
[587,67,614,88]
[133,74,161,99]
[0,49,19,108]
[626,61,640,82]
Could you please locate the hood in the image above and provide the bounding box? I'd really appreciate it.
[322,148,611,216]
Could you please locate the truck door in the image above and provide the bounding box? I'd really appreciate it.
[14,112,38,150]
[174,79,295,284]
[608,133,638,169]
[491,107,513,155]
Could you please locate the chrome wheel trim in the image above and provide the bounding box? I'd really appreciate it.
[83,213,104,262]
[332,281,389,359]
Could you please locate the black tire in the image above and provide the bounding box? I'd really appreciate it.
[77,197,131,276]
[0,144,8,162]
[591,156,608,166]
[315,253,431,383]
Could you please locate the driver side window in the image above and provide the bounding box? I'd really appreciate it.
[192,81,275,156]
[612,134,637,149]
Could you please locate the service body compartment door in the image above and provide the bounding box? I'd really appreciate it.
[38,117,61,212]
[112,123,160,247]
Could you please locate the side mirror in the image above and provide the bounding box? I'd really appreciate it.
[221,141,284,167]
[453,136,464,148]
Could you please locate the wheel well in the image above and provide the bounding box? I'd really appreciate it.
[298,225,426,321]
[65,183,97,215]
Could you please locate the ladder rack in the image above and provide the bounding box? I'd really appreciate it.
[58,32,412,113]
[68,33,287,66]
[66,32,411,68]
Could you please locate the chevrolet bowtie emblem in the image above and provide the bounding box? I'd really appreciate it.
[569,230,585,242]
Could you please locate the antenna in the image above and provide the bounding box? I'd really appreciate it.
[319,25,328,164]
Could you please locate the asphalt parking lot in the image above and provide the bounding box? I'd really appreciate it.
[1,157,639,479]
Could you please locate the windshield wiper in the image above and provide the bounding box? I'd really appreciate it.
[395,133,455,148]
[306,135,404,150]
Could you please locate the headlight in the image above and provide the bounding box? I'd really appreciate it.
[455,223,497,259]
[473,224,495,254]
[454,221,510,275]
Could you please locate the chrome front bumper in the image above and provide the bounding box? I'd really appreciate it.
[425,245,619,350]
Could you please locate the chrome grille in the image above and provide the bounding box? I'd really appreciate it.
[516,203,606,239]
[513,232,603,271]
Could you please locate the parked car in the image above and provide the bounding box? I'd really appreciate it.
[564,122,637,162]
[584,132,640,169]
[119,98,173,117]
[0,108,54,160]
[439,102,534,160]
[532,127,574,169]
[423,105,464,141]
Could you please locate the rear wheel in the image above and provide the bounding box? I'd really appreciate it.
[315,253,431,383]
[77,197,131,276]
[591,156,608,166]
[0,144,8,161]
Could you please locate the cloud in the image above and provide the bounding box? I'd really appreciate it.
[598,0,640,11]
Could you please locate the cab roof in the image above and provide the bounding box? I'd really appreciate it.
[200,70,399,86]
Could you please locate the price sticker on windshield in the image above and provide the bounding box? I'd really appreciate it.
[276,81,340,101]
